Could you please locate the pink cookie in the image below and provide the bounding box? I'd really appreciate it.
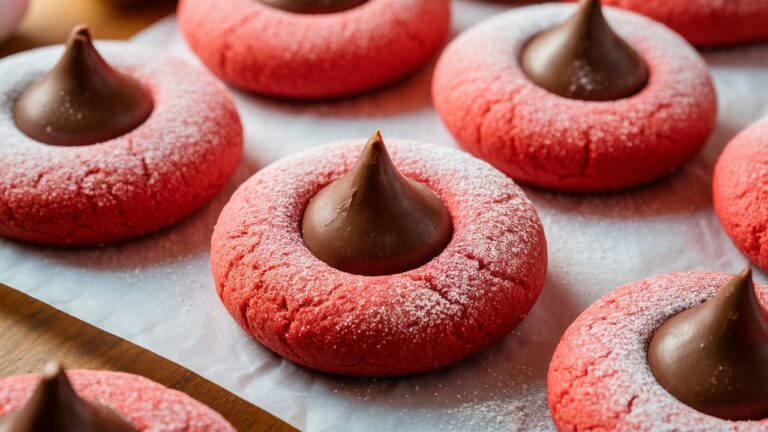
[177,0,450,99]
[548,272,768,431]
[714,118,768,271]
[0,42,242,245]
[0,0,27,43]
[0,369,233,431]
[211,139,547,376]
[574,0,768,47]
[432,4,716,192]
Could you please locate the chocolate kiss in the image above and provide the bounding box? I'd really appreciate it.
[258,0,368,14]
[521,0,649,101]
[0,362,135,432]
[13,25,153,147]
[302,130,453,276]
[648,267,768,420]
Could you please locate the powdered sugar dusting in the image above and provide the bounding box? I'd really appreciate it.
[0,370,234,431]
[211,139,547,376]
[2,4,765,430]
[433,4,716,191]
[549,272,768,430]
[0,42,242,245]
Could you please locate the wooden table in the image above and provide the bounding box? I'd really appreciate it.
[0,2,296,431]
[0,285,296,431]
[0,0,177,57]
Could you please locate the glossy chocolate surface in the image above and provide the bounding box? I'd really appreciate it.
[648,268,768,420]
[302,131,452,276]
[521,0,648,101]
[14,25,153,147]
[0,362,135,432]
[258,0,368,14]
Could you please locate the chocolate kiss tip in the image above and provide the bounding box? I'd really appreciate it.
[70,24,91,40]
[739,265,752,282]
[576,0,600,15]
[648,266,768,421]
[301,130,453,276]
[362,130,385,157]
[41,361,64,379]
[370,129,383,144]
[521,0,648,101]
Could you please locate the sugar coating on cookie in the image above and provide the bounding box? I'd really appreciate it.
[0,42,243,245]
[0,370,234,431]
[548,272,768,431]
[211,139,547,376]
[178,0,450,98]
[595,0,768,47]
[432,4,716,192]
[714,118,768,272]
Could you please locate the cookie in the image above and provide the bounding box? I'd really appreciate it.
[548,272,768,430]
[432,4,716,192]
[177,0,450,98]
[714,118,768,271]
[0,366,233,431]
[0,0,26,42]
[211,138,547,376]
[586,0,768,47]
[0,32,242,245]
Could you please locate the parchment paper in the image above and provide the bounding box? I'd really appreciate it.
[2,1,768,430]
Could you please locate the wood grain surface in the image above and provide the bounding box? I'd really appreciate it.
[0,2,296,431]
[0,284,297,432]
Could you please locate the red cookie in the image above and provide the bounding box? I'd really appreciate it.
[714,118,768,272]
[178,0,450,99]
[0,0,27,43]
[0,369,233,431]
[0,42,242,245]
[432,4,716,192]
[576,0,768,47]
[211,139,547,376]
[548,272,768,431]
